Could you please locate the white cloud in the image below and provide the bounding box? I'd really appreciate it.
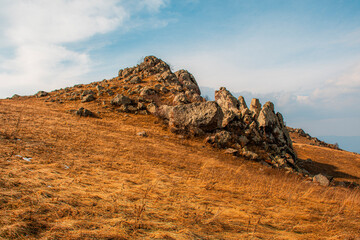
[0,0,169,97]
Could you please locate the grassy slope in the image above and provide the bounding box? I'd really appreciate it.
[0,97,359,239]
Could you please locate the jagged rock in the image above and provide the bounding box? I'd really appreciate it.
[156,105,173,119]
[215,87,241,127]
[173,93,188,105]
[169,101,223,132]
[257,102,277,128]
[174,70,201,95]
[146,103,157,114]
[313,174,330,186]
[111,94,132,106]
[158,70,176,83]
[81,94,95,103]
[249,98,261,117]
[36,91,48,98]
[11,94,21,99]
[206,131,232,148]
[238,96,248,111]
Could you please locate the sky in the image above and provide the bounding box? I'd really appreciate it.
[0,0,360,147]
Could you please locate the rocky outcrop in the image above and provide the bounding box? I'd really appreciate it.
[168,101,223,133]
[39,55,298,172]
[288,127,340,150]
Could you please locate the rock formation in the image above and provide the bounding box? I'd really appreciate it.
[36,55,298,171]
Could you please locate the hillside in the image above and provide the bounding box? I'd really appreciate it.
[1,56,360,239]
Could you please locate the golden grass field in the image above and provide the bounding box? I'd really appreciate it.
[0,96,360,239]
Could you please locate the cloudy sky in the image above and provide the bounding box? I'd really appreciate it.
[0,0,359,143]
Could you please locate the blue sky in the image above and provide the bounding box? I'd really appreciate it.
[0,0,360,142]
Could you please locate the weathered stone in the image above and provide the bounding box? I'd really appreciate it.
[81,94,95,103]
[111,94,132,106]
[169,101,223,132]
[238,96,248,111]
[174,70,201,95]
[257,102,277,128]
[313,174,330,186]
[146,103,158,114]
[173,93,188,105]
[212,131,232,147]
[155,105,173,119]
[215,87,241,127]
[249,98,261,117]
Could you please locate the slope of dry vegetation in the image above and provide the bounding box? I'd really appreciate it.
[0,97,360,239]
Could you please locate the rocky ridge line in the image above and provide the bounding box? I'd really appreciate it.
[30,56,298,172]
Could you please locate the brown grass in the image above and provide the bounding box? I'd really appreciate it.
[0,97,359,239]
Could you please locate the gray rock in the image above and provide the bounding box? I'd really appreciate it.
[238,96,248,111]
[111,94,132,106]
[206,131,232,148]
[169,101,223,132]
[173,93,188,105]
[146,103,158,114]
[155,105,173,119]
[81,94,95,103]
[257,102,277,128]
[249,98,261,117]
[174,70,201,95]
[313,174,330,186]
[215,87,241,127]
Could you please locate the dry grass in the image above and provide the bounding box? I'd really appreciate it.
[0,97,359,239]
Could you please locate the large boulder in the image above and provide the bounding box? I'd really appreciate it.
[169,101,223,132]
